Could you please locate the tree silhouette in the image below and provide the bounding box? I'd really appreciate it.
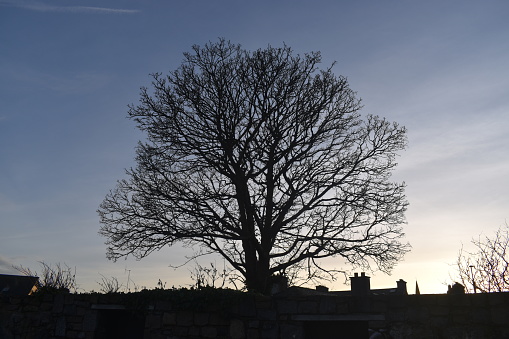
[99,40,409,293]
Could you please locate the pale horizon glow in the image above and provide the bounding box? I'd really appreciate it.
[0,1,139,14]
[1,0,508,294]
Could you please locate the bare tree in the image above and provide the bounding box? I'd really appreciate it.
[456,222,509,293]
[99,39,409,294]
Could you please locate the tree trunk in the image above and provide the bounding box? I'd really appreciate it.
[243,245,271,294]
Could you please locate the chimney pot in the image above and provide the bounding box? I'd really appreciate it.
[350,272,370,296]
[396,279,407,295]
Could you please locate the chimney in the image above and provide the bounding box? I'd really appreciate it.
[396,279,407,295]
[315,285,329,292]
[350,272,370,297]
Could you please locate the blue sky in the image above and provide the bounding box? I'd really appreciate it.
[1,0,508,293]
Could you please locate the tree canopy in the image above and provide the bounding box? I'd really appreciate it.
[99,39,409,294]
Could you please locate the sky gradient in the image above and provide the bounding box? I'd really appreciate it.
[1,0,508,293]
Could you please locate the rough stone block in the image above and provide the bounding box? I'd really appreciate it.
[171,326,188,336]
[64,303,77,315]
[298,301,318,313]
[429,315,448,328]
[64,294,74,303]
[66,330,79,338]
[407,307,429,322]
[429,305,448,316]
[6,304,20,312]
[230,319,245,339]
[280,323,304,339]
[9,297,22,305]
[489,293,507,306]
[177,310,193,326]
[434,295,449,306]
[237,299,257,317]
[39,312,51,324]
[255,299,272,309]
[257,309,277,321]
[208,312,225,326]
[53,294,65,313]
[277,300,299,314]
[76,306,87,316]
[194,312,209,326]
[189,326,200,336]
[386,310,405,322]
[202,326,218,338]
[75,301,90,308]
[217,325,229,337]
[371,300,388,313]
[40,303,53,312]
[368,320,386,330]
[247,328,260,339]
[55,316,66,337]
[145,314,161,328]
[23,305,39,312]
[68,319,84,331]
[319,297,336,314]
[260,321,278,338]
[468,307,490,323]
[387,295,407,309]
[162,312,177,326]
[442,326,469,338]
[83,312,97,332]
[88,294,99,304]
[491,307,509,325]
[154,300,172,310]
[248,319,260,328]
[389,323,416,339]
[335,301,349,313]
[447,294,469,308]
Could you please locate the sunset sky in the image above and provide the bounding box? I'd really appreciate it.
[1,0,508,294]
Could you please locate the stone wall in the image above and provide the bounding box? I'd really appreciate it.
[1,290,509,338]
[379,293,509,338]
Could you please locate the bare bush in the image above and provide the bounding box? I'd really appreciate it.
[97,274,123,293]
[14,262,77,293]
[190,261,239,289]
[456,222,509,293]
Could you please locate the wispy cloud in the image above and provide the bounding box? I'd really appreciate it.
[3,65,113,94]
[0,1,139,14]
[0,255,17,274]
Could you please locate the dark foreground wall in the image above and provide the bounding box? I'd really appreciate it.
[1,290,509,338]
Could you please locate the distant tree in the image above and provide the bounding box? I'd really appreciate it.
[98,39,409,294]
[456,222,509,293]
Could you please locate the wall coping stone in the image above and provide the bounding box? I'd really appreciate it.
[292,313,385,321]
